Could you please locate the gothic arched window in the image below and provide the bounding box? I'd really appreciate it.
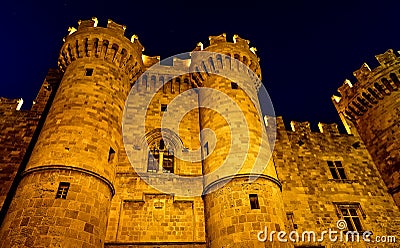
[147,139,175,173]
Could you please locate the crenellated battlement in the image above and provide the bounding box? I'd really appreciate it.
[333,49,400,120]
[58,17,144,81]
[131,55,193,93]
[265,116,346,137]
[0,98,24,112]
[207,33,251,49]
[193,33,262,80]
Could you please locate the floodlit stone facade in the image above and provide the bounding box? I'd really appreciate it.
[0,18,399,247]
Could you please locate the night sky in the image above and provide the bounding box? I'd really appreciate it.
[1,0,400,130]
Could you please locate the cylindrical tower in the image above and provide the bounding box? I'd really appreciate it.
[0,18,143,247]
[333,49,400,208]
[191,34,289,247]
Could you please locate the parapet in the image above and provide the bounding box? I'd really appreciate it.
[196,33,260,75]
[189,33,263,88]
[209,33,227,46]
[59,18,144,81]
[333,49,400,120]
[76,18,126,36]
[265,116,344,136]
[142,55,160,68]
[207,33,251,49]
[0,98,23,112]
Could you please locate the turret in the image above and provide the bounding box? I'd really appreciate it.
[333,49,400,208]
[0,18,144,247]
[191,34,290,247]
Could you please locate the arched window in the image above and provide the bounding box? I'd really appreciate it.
[142,75,148,88]
[101,40,109,58]
[201,61,209,75]
[374,82,385,95]
[151,76,156,90]
[243,56,249,65]
[147,138,175,173]
[111,44,119,61]
[225,56,231,70]
[93,38,99,56]
[390,73,400,87]
[381,78,393,91]
[216,54,223,69]
[234,54,240,70]
[208,57,215,71]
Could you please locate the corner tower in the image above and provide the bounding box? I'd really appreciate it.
[333,49,400,208]
[0,18,144,247]
[191,34,290,247]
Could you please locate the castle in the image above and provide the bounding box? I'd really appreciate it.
[0,18,399,247]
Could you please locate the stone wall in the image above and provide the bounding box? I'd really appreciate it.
[269,116,400,247]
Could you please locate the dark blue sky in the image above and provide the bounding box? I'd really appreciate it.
[1,0,399,129]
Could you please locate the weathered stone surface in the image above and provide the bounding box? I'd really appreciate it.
[0,18,399,248]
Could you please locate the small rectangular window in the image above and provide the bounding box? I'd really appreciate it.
[327,160,347,180]
[334,202,365,239]
[85,68,94,76]
[108,147,115,163]
[162,150,174,173]
[56,182,70,199]
[249,194,260,209]
[340,207,363,231]
[161,104,167,112]
[231,82,238,89]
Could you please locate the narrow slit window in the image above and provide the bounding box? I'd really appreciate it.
[231,82,238,89]
[159,139,165,150]
[204,142,209,156]
[147,149,159,172]
[161,104,167,112]
[85,68,94,76]
[286,212,297,229]
[108,147,115,163]
[249,194,260,209]
[56,182,70,199]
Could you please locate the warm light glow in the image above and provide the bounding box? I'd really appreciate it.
[92,17,98,27]
[197,42,203,50]
[250,47,257,54]
[131,34,139,43]
[233,34,238,43]
[332,95,341,103]
[142,55,160,64]
[344,79,353,88]
[339,113,353,135]
[317,123,324,133]
[16,98,23,111]
[263,116,269,127]
[290,122,296,132]
[68,27,77,35]
[209,33,226,41]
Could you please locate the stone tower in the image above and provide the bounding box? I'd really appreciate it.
[0,18,143,247]
[333,49,400,208]
[191,34,289,247]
